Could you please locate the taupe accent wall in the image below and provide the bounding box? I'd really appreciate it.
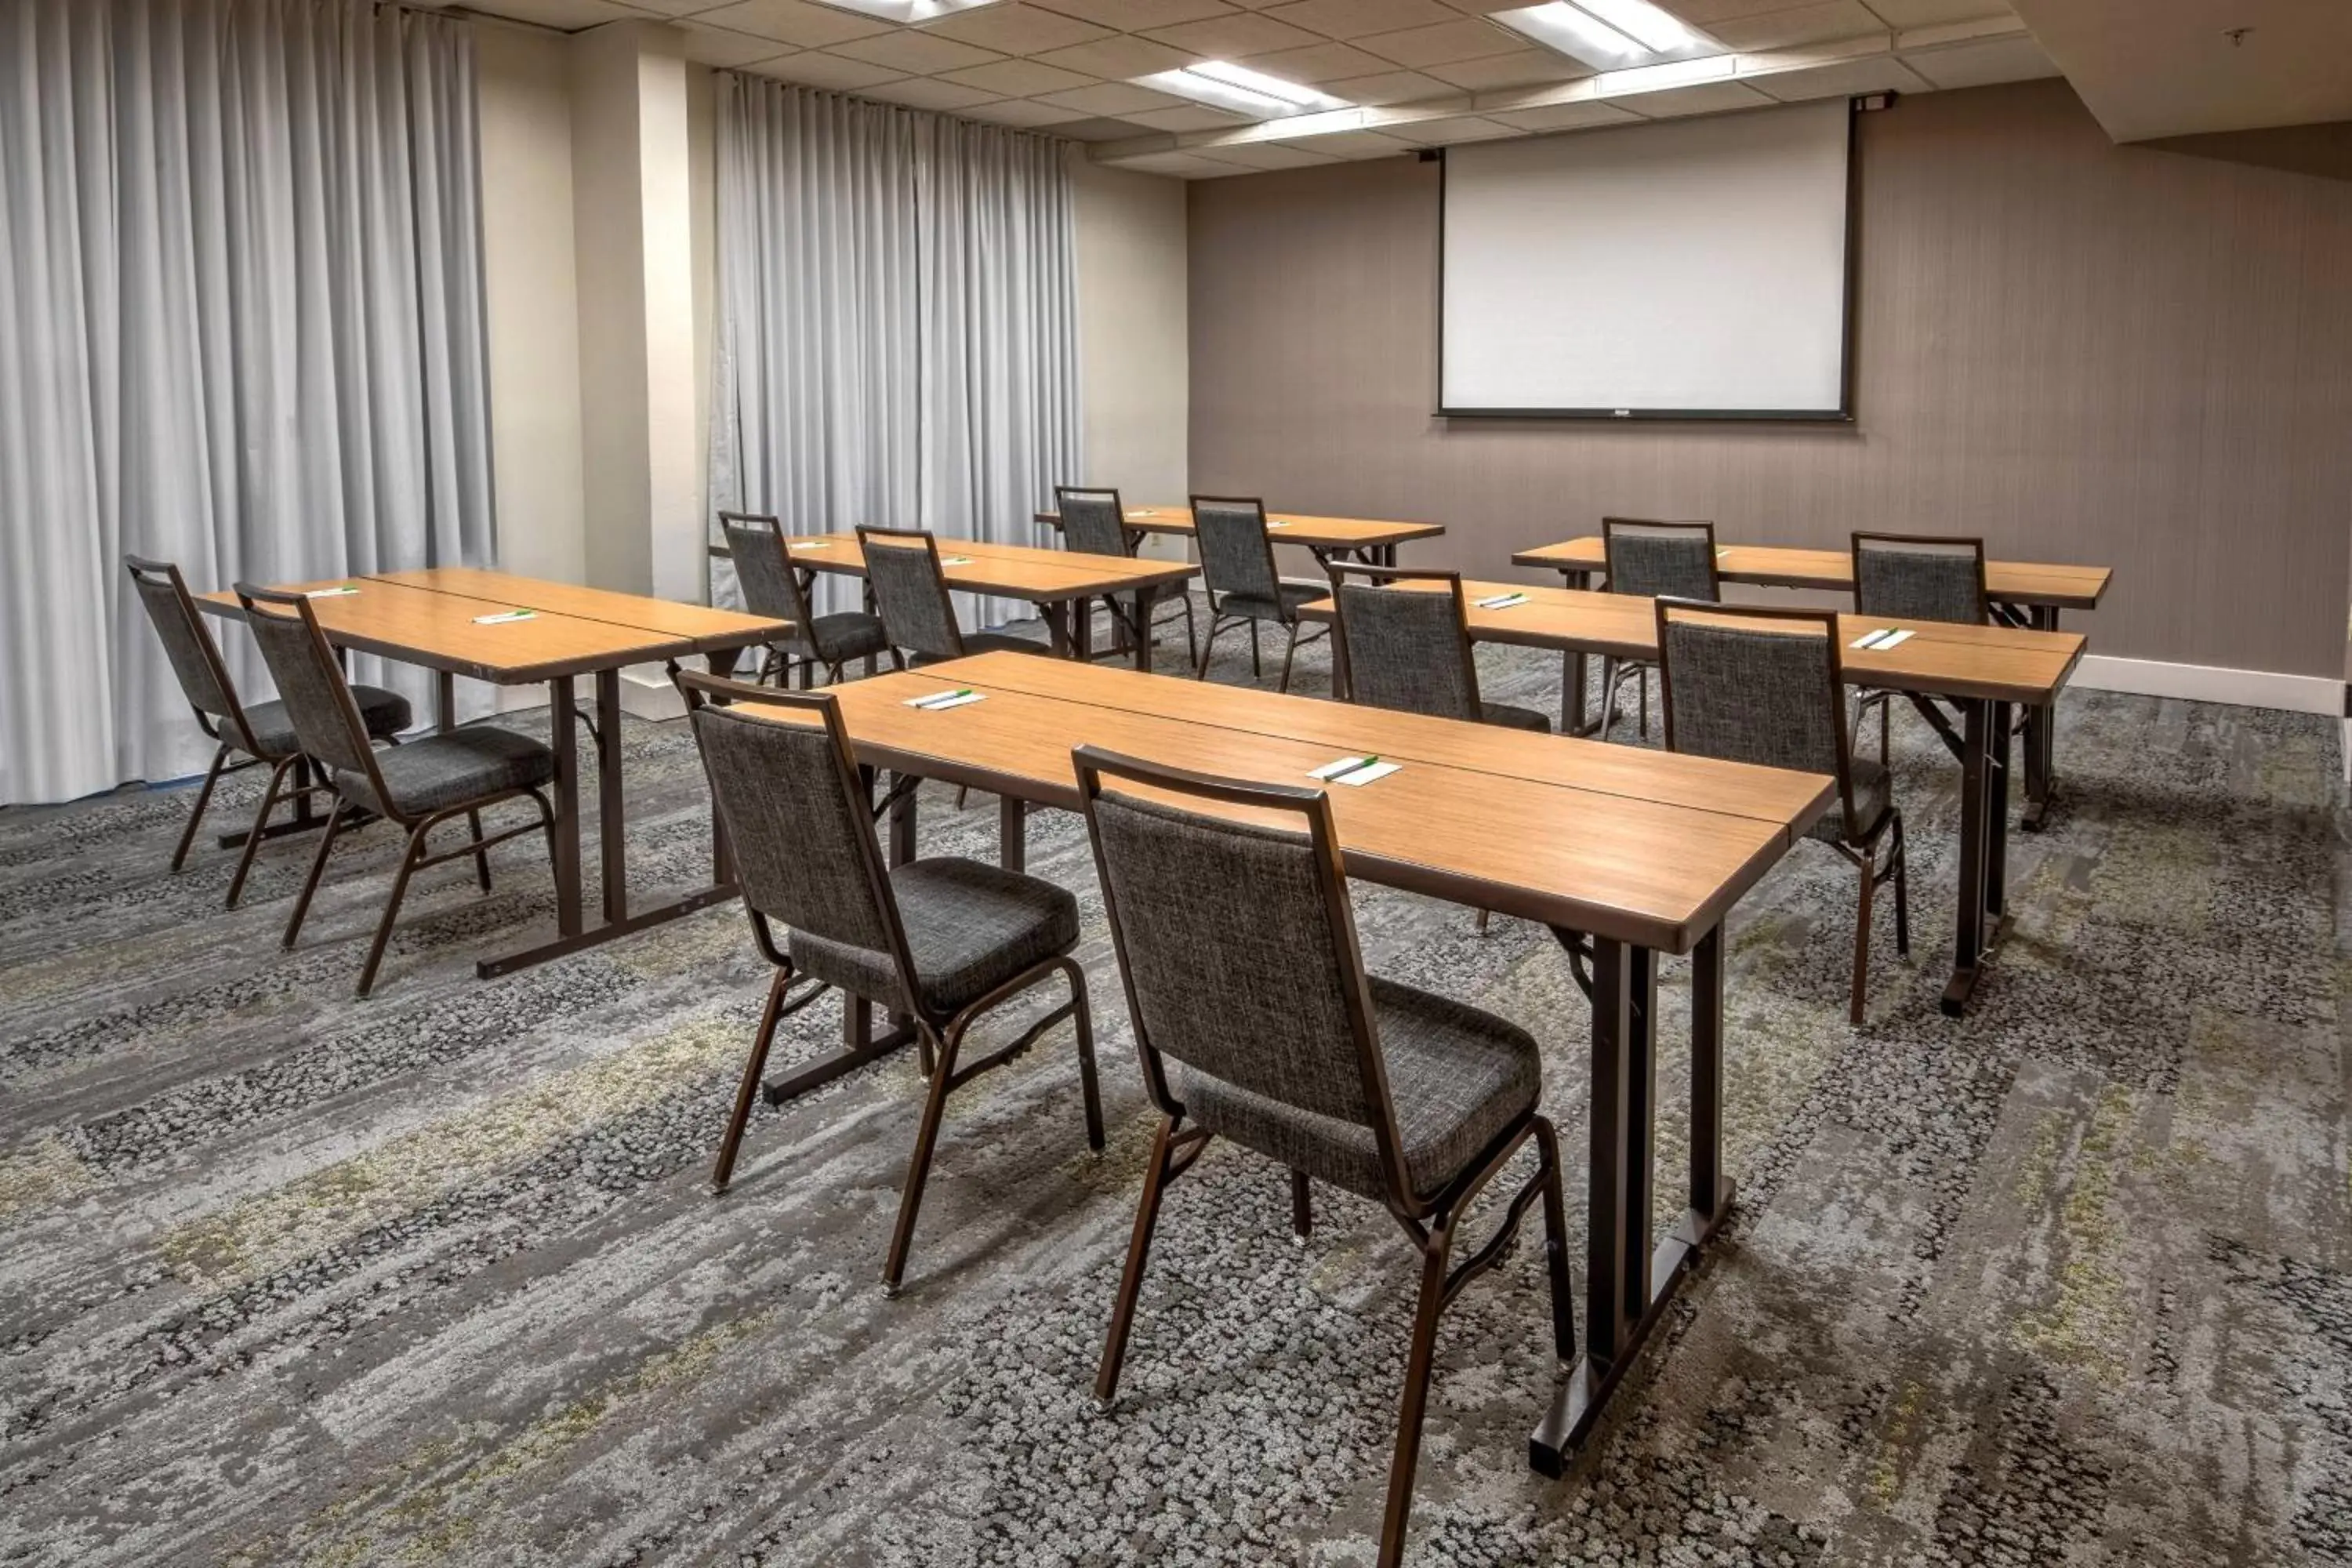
[1187,79,2352,678]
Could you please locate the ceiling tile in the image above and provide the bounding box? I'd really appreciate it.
[689,0,895,46]
[1748,53,1928,97]
[1374,112,1518,143]
[938,56,1101,93]
[1142,11,1323,57]
[1487,98,1638,129]
[1860,0,2010,25]
[916,2,1113,52]
[1258,0,1458,38]
[856,74,1007,108]
[1035,80,1186,112]
[1029,34,1199,77]
[673,20,797,64]
[1054,113,1170,138]
[1898,33,2055,88]
[1319,67,1454,103]
[1112,150,1255,174]
[1354,16,1520,67]
[826,28,1004,72]
[615,0,739,15]
[1200,139,1343,165]
[1423,46,1586,89]
[1671,0,1846,17]
[460,0,641,25]
[1025,0,1236,27]
[1122,102,1256,129]
[962,95,1097,123]
[1258,127,1413,155]
[747,49,909,88]
[1236,40,1396,83]
[1707,1,1883,50]
[1614,78,1773,114]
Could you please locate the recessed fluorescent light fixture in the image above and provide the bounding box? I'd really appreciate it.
[1494,1,1717,70]
[1138,60,1349,118]
[818,0,1000,21]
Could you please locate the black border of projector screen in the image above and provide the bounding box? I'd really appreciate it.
[1433,96,1861,424]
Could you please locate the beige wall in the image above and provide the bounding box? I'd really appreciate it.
[1069,154,1189,556]
[1188,78,2352,680]
[476,21,585,590]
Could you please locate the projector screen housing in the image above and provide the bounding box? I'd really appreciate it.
[1438,99,1859,422]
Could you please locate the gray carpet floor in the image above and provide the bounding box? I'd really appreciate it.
[3,617,2348,1566]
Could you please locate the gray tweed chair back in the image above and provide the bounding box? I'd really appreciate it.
[720,511,816,635]
[1656,600,1863,835]
[685,684,901,962]
[1852,532,1987,626]
[1190,495,1280,604]
[232,585,389,785]
[1056,486,1130,560]
[1076,751,1396,1149]
[1331,565,1481,721]
[125,556,256,750]
[857,526,964,662]
[1603,517,1719,602]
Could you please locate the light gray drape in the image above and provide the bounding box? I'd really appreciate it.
[0,0,493,807]
[710,76,1080,631]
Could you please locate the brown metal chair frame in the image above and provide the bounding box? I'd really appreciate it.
[1598,516,1721,740]
[235,585,560,998]
[677,670,1104,1295]
[1073,745,1573,1568]
[1847,530,1991,760]
[1054,484,1197,668]
[124,556,386,905]
[717,510,895,688]
[1653,598,1910,1025]
[1186,493,1328,694]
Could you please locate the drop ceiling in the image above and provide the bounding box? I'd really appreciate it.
[431,0,2069,174]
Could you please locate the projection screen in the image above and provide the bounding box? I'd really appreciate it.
[1439,98,1857,420]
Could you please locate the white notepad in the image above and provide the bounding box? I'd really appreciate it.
[905,688,984,710]
[472,609,537,625]
[304,585,358,598]
[1308,756,1399,787]
[940,556,974,567]
[1475,593,1529,610]
[1849,627,1914,651]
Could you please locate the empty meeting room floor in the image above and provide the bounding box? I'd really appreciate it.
[2,629,2347,1567]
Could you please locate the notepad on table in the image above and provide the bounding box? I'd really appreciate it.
[906,688,983,710]
[1849,627,1914,651]
[940,556,974,567]
[1308,755,1399,787]
[1475,592,1529,610]
[305,585,358,598]
[473,609,537,625]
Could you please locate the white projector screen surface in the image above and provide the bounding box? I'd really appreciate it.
[1440,100,1853,418]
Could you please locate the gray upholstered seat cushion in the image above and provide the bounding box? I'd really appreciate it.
[1217,583,1323,622]
[1481,702,1551,733]
[789,855,1079,1018]
[1179,977,1541,1201]
[337,725,556,817]
[238,685,410,757]
[1810,758,1891,844]
[791,611,891,666]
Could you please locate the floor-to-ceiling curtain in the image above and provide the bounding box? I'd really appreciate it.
[0,0,493,808]
[709,74,1080,630]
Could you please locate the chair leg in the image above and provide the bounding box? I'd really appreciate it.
[1377,1225,1456,1568]
[1880,692,1891,760]
[1849,848,1875,1026]
[1176,593,1197,666]
[1291,1169,1312,1242]
[954,786,969,811]
[1597,659,1619,738]
[710,968,788,1195]
[1638,666,1650,739]
[1096,1114,1181,1410]
[1065,958,1105,1152]
[224,755,299,909]
[1891,814,1911,957]
[884,1022,960,1296]
[1276,623,1301,695]
[466,808,492,892]
[1194,614,1225,681]
[356,822,430,999]
[1475,908,1491,936]
[1250,619,1261,678]
[281,804,347,950]
[169,744,232,873]
[1532,1116,1577,1365]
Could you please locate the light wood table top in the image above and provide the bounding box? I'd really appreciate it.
[195,577,694,684]
[709,534,1196,602]
[1035,504,1445,556]
[372,567,787,654]
[1512,537,2112,612]
[758,650,1832,953]
[1299,579,2085,707]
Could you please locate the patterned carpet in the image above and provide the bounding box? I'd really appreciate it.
[4,619,2348,1567]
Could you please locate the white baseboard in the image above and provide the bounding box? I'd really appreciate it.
[2073,655,2343,716]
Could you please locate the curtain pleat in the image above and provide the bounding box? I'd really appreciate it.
[710,77,1080,631]
[0,0,493,807]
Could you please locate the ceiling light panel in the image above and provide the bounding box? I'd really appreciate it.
[818,0,1002,22]
[1493,1,1722,71]
[1136,61,1351,117]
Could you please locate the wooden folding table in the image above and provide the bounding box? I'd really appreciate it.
[1034,503,1444,568]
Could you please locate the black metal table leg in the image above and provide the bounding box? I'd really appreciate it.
[1686,926,1734,1233]
[1000,792,1025,873]
[596,666,626,926]
[2020,606,2059,830]
[889,771,918,868]
[1559,568,1593,735]
[1940,697,2013,1014]
[1131,584,1154,674]
[1045,601,1073,658]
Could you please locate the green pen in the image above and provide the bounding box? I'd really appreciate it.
[924,688,973,706]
